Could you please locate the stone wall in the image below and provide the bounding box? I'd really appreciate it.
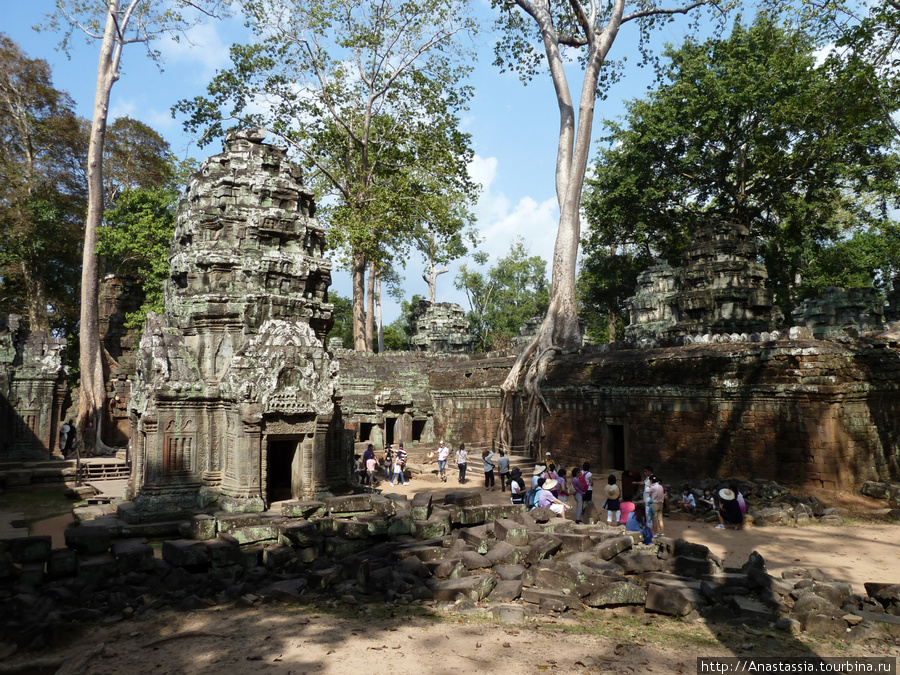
[0,315,68,461]
[414,338,900,489]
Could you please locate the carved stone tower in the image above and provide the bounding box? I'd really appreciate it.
[125,129,344,520]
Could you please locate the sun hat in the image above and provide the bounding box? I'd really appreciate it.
[542,478,558,491]
[719,488,736,501]
[533,465,545,475]
[545,451,551,456]
[511,467,522,476]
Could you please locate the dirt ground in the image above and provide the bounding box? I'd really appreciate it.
[3,475,899,674]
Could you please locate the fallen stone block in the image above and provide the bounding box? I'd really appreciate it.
[645,583,692,616]
[279,520,320,547]
[411,493,433,521]
[522,587,570,609]
[495,564,526,580]
[395,544,445,563]
[492,603,526,624]
[334,519,371,540]
[280,500,325,519]
[529,507,555,523]
[369,495,395,517]
[431,558,465,579]
[459,505,489,525]
[162,539,210,569]
[387,511,413,537]
[489,579,523,602]
[190,514,217,541]
[261,578,309,604]
[443,492,482,508]
[227,524,280,546]
[615,551,666,574]
[413,513,451,539]
[262,544,294,568]
[357,514,391,536]
[584,581,647,607]
[804,612,846,636]
[494,519,531,546]
[533,566,580,593]
[64,527,111,555]
[595,535,633,561]
[792,593,838,623]
[728,596,777,622]
[484,541,520,566]
[557,533,594,553]
[9,536,52,564]
[326,494,373,515]
[324,537,370,559]
[217,513,263,533]
[460,550,492,570]
[205,537,244,568]
[459,526,491,553]
[525,534,563,565]
[47,548,77,579]
[672,556,720,577]
[428,574,496,602]
[482,504,527,521]
[111,538,155,573]
[77,553,117,583]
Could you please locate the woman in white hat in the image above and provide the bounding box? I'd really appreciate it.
[716,487,744,530]
[537,478,570,517]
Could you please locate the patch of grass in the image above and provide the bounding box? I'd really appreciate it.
[0,485,77,527]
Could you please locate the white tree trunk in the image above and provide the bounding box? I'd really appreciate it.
[376,272,384,353]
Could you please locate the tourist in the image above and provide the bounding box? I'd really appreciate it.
[365,453,378,486]
[626,504,653,544]
[646,474,665,537]
[509,467,526,505]
[59,420,72,454]
[604,474,621,526]
[497,449,510,492]
[643,465,670,515]
[531,465,544,488]
[392,444,408,485]
[619,500,635,525]
[716,487,743,530]
[456,443,468,483]
[537,478,570,517]
[363,443,376,465]
[572,467,588,523]
[482,448,496,490]
[352,454,363,484]
[679,486,696,514]
[557,468,570,508]
[581,462,594,503]
[731,483,748,515]
[382,445,394,482]
[698,488,716,512]
[436,440,450,483]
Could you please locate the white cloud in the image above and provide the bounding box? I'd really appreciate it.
[158,20,233,79]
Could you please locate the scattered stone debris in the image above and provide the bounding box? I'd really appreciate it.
[2,489,898,653]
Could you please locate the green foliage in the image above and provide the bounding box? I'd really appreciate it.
[455,240,549,352]
[380,294,426,351]
[581,14,900,324]
[175,0,480,335]
[98,188,177,329]
[578,246,652,343]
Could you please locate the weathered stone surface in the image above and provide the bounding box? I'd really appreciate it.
[672,556,721,577]
[484,541,520,566]
[279,520,320,547]
[227,524,280,546]
[645,583,692,616]
[205,537,244,568]
[529,507,555,523]
[412,512,451,539]
[428,574,496,602]
[432,558,465,579]
[333,519,370,540]
[792,593,838,622]
[494,519,531,546]
[111,538,155,573]
[459,551,492,570]
[459,526,491,552]
[396,545,445,563]
[444,492,482,508]
[525,535,563,564]
[324,537,370,559]
[262,544,294,568]
[64,527,111,555]
[533,567,579,593]
[615,551,666,574]
[190,514,217,541]
[9,536,52,564]
[595,535,633,561]
[521,587,570,609]
[17,562,44,586]
[491,603,526,624]
[557,533,594,553]
[410,493,433,521]
[163,539,209,568]
[489,579,523,602]
[76,553,117,583]
[585,582,648,607]
[281,501,325,519]
[495,564,526,581]
[261,578,309,603]
[805,613,847,636]
[728,596,777,622]
[47,548,77,579]
[327,495,373,514]
[409,301,474,354]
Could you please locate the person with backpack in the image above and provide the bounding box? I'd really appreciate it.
[537,479,570,517]
[572,467,588,523]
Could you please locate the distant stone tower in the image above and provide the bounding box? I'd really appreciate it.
[409,301,473,353]
[126,129,344,520]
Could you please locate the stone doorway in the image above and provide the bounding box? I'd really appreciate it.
[266,438,299,503]
[384,417,397,446]
[607,424,627,471]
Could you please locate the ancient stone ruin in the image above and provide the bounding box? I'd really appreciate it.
[124,129,345,522]
[409,300,474,354]
[792,287,885,339]
[0,315,67,462]
[626,220,778,342]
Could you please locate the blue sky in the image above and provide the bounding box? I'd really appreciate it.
[4,0,719,326]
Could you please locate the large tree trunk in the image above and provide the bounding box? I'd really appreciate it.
[77,1,120,456]
[21,263,49,333]
[376,273,384,353]
[365,260,376,351]
[352,252,367,351]
[496,1,619,458]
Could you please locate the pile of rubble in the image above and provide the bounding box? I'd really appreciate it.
[2,491,899,652]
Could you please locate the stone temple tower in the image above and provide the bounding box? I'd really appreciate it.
[124,129,345,521]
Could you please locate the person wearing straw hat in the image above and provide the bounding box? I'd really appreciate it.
[537,478,570,517]
[531,464,546,488]
[716,487,743,529]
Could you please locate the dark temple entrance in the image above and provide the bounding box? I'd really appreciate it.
[608,424,626,471]
[266,439,298,503]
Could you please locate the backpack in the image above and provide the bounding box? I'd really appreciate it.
[574,475,588,494]
[524,487,540,510]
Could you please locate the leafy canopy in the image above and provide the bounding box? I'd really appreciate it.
[581,13,900,324]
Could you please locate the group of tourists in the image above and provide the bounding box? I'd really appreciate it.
[677,482,746,530]
[353,442,409,486]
